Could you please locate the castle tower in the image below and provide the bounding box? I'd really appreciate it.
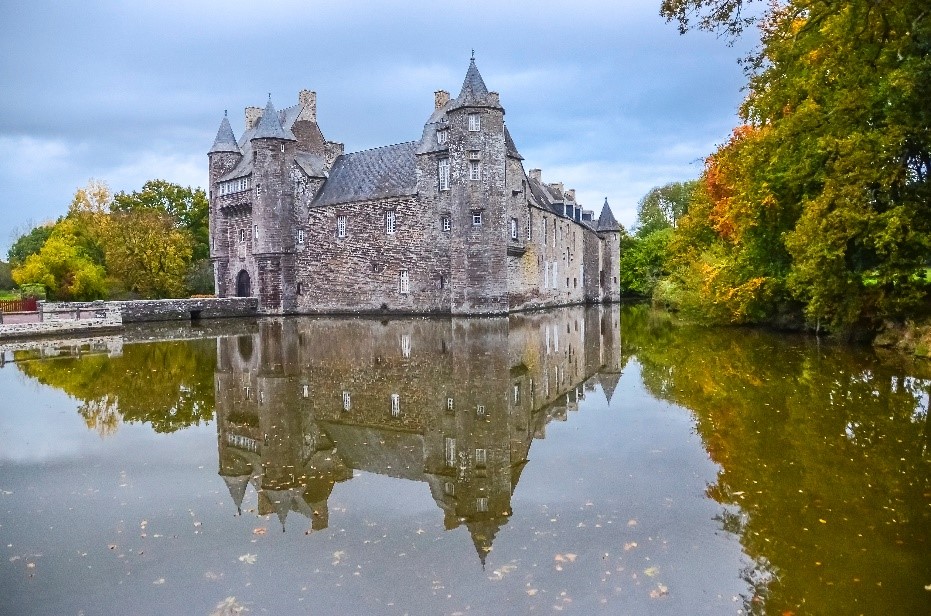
[596,199,622,303]
[445,58,509,314]
[250,97,298,313]
[208,111,242,297]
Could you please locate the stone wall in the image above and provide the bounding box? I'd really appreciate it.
[115,297,258,322]
[0,301,122,340]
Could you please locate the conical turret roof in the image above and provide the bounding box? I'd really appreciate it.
[597,198,622,232]
[209,111,241,154]
[459,57,489,99]
[252,96,296,141]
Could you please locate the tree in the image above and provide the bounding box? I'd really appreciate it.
[102,209,193,299]
[0,260,12,290]
[12,218,108,301]
[8,224,54,266]
[619,227,674,296]
[112,180,209,261]
[635,181,696,237]
[660,0,931,331]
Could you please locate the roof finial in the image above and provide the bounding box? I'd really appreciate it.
[224,109,228,117]
[268,92,272,101]
[471,49,475,60]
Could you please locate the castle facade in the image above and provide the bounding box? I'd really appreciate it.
[208,59,622,315]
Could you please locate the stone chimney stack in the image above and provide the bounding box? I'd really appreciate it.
[548,182,564,195]
[566,189,576,201]
[299,90,317,121]
[245,106,263,130]
[434,90,450,109]
[529,169,542,183]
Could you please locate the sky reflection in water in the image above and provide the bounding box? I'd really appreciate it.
[0,304,928,615]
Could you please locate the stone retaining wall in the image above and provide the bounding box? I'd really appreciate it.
[114,297,259,323]
[0,297,258,340]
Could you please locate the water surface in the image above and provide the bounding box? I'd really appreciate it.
[1,305,928,615]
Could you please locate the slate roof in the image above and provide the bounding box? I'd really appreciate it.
[596,199,622,232]
[459,57,489,99]
[209,112,241,154]
[311,142,418,207]
[253,98,296,141]
[294,151,328,178]
[504,126,523,160]
[219,102,303,182]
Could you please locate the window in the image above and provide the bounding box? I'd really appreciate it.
[510,218,518,240]
[390,393,401,417]
[337,215,347,238]
[469,160,480,181]
[253,224,259,239]
[513,384,520,403]
[526,212,532,240]
[444,481,455,496]
[437,129,448,145]
[475,448,487,468]
[468,113,481,131]
[342,391,351,411]
[446,397,454,411]
[239,229,246,242]
[385,210,396,234]
[302,384,309,398]
[468,150,480,160]
[476,497,488,512]
[297,228,305,244]
[476,404,486,417]
[438,158,450,191]
[472,211,482,226]
[296,282,303,295]
[399,269,410,294]
[542,218,547,243]
[445,437,457,467]
[442,216,451,232]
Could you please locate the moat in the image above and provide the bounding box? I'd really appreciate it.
[1,305,928,615]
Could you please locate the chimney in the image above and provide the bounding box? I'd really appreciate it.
[565,189,576,202]
[529,169,542,183]
[298,90,317,122]
[434,90,450,110]
[245,106,262,130]
[548,182,564,195]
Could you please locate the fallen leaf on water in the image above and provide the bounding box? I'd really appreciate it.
[644,567,659,577]
[526,588,538,596]
[238,554,257,565]
[153,578,165,585]
[210,596,247,616]
[819,519,827,524]
[627,519,637,527]
[649,583,669,598]
[565,553,577,562]
[253,527,267,536]
[488,562,518,581]
[624,542,638,551]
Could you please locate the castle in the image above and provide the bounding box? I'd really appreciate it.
[208,58,622,315]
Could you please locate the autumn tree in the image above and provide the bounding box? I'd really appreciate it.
[12,217,108,300]
[635,180,696,237]
[8,224,54,266]
[112,180,209,261]
[659,0,931,331]
[102,209,193,299]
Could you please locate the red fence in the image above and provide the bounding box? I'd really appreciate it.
[0,297,38,313]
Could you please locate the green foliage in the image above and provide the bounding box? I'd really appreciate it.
[112,180,210,261]
[0,260,12,290]
[635,181,696,237]
[619,227,673,296]
[186,259,216,296]
[12,218,108,301]
[658,0,931,331]
[102,210,194,299]
[8,224,54,266]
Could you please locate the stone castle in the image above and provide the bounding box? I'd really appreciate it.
[208,58,622,315]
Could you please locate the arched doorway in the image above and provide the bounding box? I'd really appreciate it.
[236,270,251,297]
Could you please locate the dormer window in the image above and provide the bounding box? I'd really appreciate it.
[437,129,448,145]
[468,113,481,131]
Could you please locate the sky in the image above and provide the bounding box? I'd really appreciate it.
[0,0,756,255]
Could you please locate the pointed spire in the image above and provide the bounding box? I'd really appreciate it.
[252,96,296,141]
[209,110,241,154]
[458,56,489,99]
[222,474,250,511]
[597,198,622,232]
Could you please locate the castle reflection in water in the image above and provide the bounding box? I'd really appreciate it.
[215,305,622,563]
